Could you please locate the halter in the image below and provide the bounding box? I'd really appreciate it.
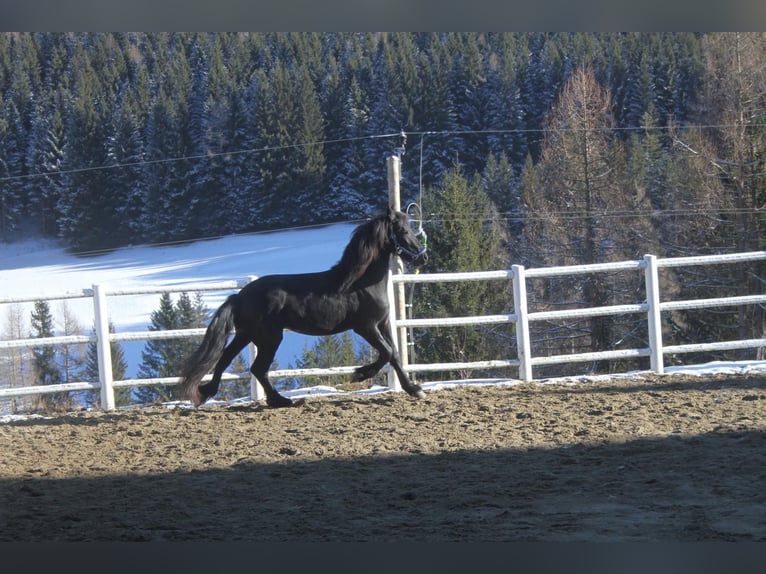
[390,227,427,260]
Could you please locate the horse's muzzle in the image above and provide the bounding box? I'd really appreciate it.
[412,251,428,267]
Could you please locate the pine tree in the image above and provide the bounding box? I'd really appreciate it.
[321,48,376,218]
[106,87,147,245]
[518,33,566,161]
[142,87,182,242]
[24,97,67,238]
[136,292,210,404]
[183,36,215,239]
[57,47,114,251]
[485,33,527,170]
[30,299,59,384]
[415,34,457,191]
[293,63,326,220]
[136,292,179,403]
[284,332,368,390]
[175,292,210,368]
[447,33,490,176]
[223,75,261,232]
[0,99,25,240]
[363,33,422,199]
[30,299,64,411]
[84,321,130,407]
[255,57,326,227]
[482,152,519,231]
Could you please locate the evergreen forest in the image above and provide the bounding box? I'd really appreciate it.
[2,32,762,254]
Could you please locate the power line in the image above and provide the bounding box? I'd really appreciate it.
[423,207,765,224]
[4,122,766,184]
[0,132,404,184]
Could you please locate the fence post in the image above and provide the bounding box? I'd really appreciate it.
[245,275,265,402]
[92,284,115,411]
[644,254,664,374]
[385,267,402,392]
[512,264,533,381]
[249,341,264,401]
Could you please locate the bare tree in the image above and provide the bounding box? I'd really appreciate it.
[519,66,653,373]
[672,32,766,353]
[1,304,30,413]
[57,301,86,387]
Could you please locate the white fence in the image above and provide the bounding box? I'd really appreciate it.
[1,251,765,412]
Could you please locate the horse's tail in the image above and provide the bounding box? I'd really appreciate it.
[178,294,238,406]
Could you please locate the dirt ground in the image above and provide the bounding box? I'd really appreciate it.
[1,372,765,541]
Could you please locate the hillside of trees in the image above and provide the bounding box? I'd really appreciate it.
[0,32,722,247]
[2,33,766,408]
[2,33,762,255]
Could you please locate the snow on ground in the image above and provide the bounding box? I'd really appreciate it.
[4,359,766,423]
[0,223,356,376]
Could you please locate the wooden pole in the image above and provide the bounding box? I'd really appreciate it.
[386,154,408,391]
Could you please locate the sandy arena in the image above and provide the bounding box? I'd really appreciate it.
[1,372,764,541]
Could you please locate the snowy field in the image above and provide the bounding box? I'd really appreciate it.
[0,223,357,377]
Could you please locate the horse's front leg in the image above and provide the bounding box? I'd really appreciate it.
[354,319,425,399]
[383,334,426,400]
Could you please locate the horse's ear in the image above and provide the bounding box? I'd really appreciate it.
[387,205,397,222]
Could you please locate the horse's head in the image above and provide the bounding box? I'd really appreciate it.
[388,207,428,267]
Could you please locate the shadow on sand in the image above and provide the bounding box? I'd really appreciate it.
[2,427,764,542]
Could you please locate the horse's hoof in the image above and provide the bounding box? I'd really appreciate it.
[351,368,371,383]
[267,396,294,408]
[188,389,204,408]
[408,386,426,399]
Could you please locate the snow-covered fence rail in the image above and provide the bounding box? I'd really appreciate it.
[1,251,765,411]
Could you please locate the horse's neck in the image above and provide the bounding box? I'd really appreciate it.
[366,254,392,283]
[345,252,391,291]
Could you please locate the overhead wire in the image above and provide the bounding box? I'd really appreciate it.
[3,122,766,184]
[0,132,405,184]
[1,125,763,249]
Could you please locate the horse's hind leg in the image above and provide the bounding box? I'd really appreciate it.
[350,353,387,383]
[250,330,294,408]
[198,333,249,404]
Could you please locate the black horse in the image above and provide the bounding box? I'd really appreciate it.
[178,207,428,408]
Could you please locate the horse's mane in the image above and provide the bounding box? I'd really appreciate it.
[332,214,391,292]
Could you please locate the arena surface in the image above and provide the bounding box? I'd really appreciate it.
[1,372,764,541]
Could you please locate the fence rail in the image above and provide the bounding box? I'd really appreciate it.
[2,251,765,411]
